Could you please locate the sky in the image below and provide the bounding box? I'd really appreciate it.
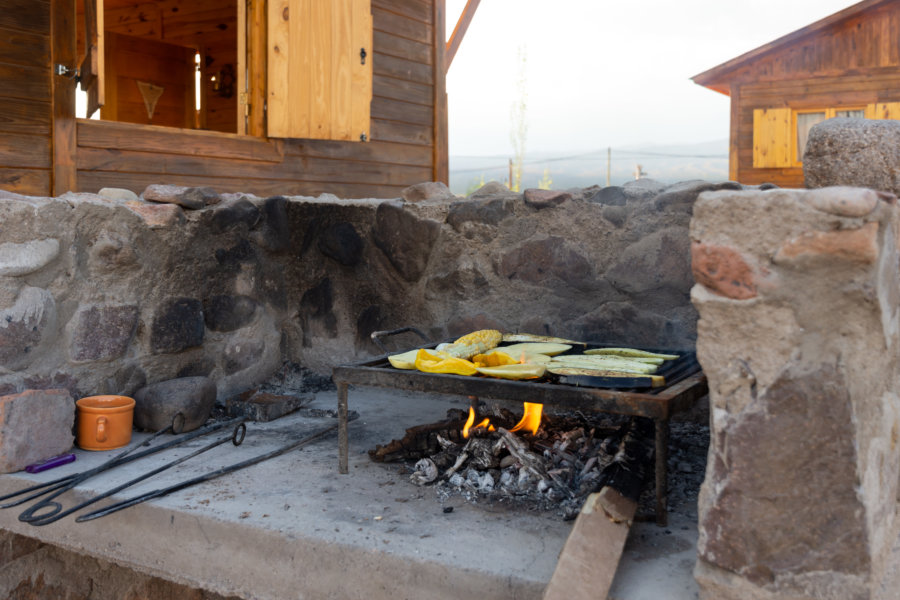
[445,0,857,157]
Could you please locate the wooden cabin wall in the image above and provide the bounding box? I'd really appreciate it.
[733,70,900,187]
[0,0,52,195]
[75,0,436,199]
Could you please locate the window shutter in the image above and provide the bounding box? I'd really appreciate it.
[267,0,372,141]
[79,0,105,117]
[752,108,791,168]
[866,102,900,120]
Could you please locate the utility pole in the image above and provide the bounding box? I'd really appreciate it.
[606,147,611,187]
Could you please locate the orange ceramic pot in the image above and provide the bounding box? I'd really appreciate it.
[76,395,135,451]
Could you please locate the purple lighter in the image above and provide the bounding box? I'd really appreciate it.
[25,453,76,474]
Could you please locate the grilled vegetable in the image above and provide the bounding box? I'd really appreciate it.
[441,329,503,360]
[489,342,572,356]
[502,333,584,346]
[387,349,419,369]
[549,355,658,374]
[414,349,477,376]
[584,347,679,360]
[476,363,547,380]
[472,351,518,367]
[548,366,665,388]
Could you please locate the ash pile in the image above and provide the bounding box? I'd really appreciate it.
[371,404,707,519]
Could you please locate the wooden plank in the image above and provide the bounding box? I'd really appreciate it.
[371,117,431,145]
[0,26,50,68]
[373,30,431,65]
[79,0,105,117]
[350,0,373,142]
[373,6,430,44]
[76,119,284,162]
[445,0,478,71]
[374,52,433,85]
[0,0,50,34]
[247,0,267,136]
[0,63,51,101]
[371,96,432,126]
[0,167,50,195]
[281,138,431,166]
[372,0,431,24]
[267,0,294,137]
[104,2,160,38]
[543,488,637,600]
[0,97,52,136]
[331,0,353,140]
[52,0,77,195]
[729,84,740,182]
[236,0,246,134]
[373,74,432,106]
[752,107,791,169]
[309,0,333,139]
[432,0,447,183]
[0,133,51,168]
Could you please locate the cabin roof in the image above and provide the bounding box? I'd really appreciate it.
[692,0,894,95]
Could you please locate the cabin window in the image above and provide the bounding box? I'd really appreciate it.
[753,104,897,168]
[75,0,372,141]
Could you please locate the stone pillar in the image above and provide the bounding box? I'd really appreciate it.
[691,187,900,600]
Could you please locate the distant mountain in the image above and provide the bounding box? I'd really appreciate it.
[449,139,729,195]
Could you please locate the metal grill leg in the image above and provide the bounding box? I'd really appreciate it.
[338,382,349,474]
[655,418,669,527]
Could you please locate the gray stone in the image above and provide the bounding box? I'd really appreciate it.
[402,182,454,203]
[142,184,220,210]
[318,222,364,266]
[572,302,672,348]
[653,180,742,213]
[602,205,628,227]
[69,304,139,362]
[150,298,204,354]
[468,181,511,198]
[206,196,261,231]
[203,295,258,332]
[0,389,74,474]
[446,198,515,231]
[299,278,338,346]
[0,287,56,371]
[372,202,440,282]
[804,117,900,195]
[214,239,258,273]
[0,239,60,276]
[252,196,290,252]
[605,227,692,294]
[88,232,138,273]
[133,376,216,433]
[496,236,593,290]
[587,186,626,206]
[223,338,265,375]
[523,188,571,209]
[98,188,140,203]
[623,178,666,201]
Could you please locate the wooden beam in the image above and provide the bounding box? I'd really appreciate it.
[432,0,448,184]
[444,0,478,72]
[247,0,267,136]
[52,0,78,195]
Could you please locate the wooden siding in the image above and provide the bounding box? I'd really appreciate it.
[733,69,900,186]
[74,0,437,198]
[0,0,52,195]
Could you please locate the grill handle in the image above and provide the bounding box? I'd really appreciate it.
[370,327,431,353]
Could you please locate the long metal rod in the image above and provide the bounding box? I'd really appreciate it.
[76,422,341,522]
[1,417,245,511]
[21,424,247,526]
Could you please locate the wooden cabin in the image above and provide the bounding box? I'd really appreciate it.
[692,0,900,187]
[0,0,479,199]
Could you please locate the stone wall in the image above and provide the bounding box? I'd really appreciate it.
[691,186,900,600]
[0,179,733,404]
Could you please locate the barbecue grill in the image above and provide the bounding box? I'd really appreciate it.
[332,329,708,526]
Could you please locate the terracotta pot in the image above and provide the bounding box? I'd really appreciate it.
[76,395,135,451]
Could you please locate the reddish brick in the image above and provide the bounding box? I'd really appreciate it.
[0,389,74,473]
[125,200,184,228]
[775,222,879,266]
[691,242,759,300]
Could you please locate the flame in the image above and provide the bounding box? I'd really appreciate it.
[519,352,527,364]
[462,402,543,438]
[462,407,495,438]
[509,402,544,435]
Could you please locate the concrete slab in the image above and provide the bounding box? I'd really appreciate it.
[0,387,701,600]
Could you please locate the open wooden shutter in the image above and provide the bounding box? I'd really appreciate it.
[79,0,104,117]
[267,0,372,141]
[866,102,900,120]
[752,108,791,168]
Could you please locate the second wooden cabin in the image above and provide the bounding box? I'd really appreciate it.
[693,0,900,188]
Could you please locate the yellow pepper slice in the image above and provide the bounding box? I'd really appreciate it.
[414,349,478,376]
[472,351,518,368]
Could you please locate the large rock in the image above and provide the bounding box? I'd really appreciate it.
[0,389,74,473]
[68,304,139,362]
[372,202,440,282]
[804,117,900,195]
[150,298,204,354]
[692,187,900,600]
[0,287,56,371]
[0,239,59,276]
[133,376,216,432]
